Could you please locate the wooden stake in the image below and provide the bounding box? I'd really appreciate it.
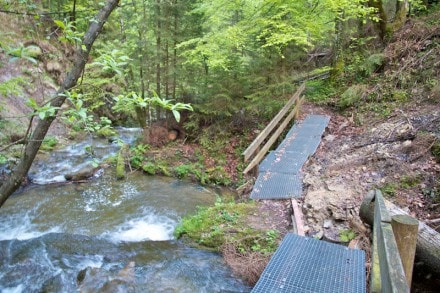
[391,214,419,289]
[291,198,305,236]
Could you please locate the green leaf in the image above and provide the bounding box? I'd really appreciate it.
[172,110,181,122]
[53,20,66,29]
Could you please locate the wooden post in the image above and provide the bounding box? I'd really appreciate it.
[391,215,419,288]
[360,193,440,275]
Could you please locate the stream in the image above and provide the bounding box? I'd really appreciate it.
[0,129,251,292]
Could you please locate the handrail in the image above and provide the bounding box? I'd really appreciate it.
[242,82,305,173]
[370,190,411,293]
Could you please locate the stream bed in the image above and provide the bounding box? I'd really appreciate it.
[0,130,251,292]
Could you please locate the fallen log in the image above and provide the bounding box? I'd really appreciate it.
[360,191,440,276]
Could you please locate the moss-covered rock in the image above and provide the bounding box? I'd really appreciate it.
[116,144,129,180]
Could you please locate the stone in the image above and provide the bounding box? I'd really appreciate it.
[323,220,333,229]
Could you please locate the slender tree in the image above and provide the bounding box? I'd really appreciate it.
[0,0,120,207]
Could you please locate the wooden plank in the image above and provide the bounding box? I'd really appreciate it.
[373,190,410,293]
[243,105,298,174]
[242,83,305,162]
[290,198,305,236]
[378,222,410,293]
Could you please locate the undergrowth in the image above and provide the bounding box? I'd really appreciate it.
[174,199,281,254]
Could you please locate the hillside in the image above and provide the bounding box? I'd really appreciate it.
[0,1,439,289]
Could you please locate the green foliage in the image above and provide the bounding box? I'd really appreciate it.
[129,144,150,169]
[246,230,279,254]
[338,84,368,109]
[27,98,60,120]
[0,153,7,165]
[91,49,131,77]
[96,125,117,138]
[174,164,194,179]
[364,53,385,76]
[62,91,113,133]
[116,144,129,180]
[142,162,157,175]
[174,200,279,252]
[0,76,27,96]
[113,91,193,125]
[40,136,57,151]
[339,229,356,242]
[381,183,397,197]
[305,80,337,104]
[400,174,422,189]
[53,19,84,46]
[6,44,40,64]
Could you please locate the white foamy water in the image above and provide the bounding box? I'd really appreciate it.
[0,284,24,293]
[0,226,61,241]
[104,214,176,242]
[0,207,62,241]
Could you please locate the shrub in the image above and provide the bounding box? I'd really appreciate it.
[40,136,57,151]
[338,84,368,109]
[142,162,157,175]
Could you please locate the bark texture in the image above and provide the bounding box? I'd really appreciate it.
[0,0,120,207]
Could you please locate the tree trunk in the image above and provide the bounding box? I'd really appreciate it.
[156,0,162,97]
[0,0,120,207]
[155,0,162,119]
[360,192,440,276]
[172,0,177,100]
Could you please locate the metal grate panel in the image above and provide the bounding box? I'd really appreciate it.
[276,136,322,156]
[252,234,366,293]
[259,151,308,174]
[250,172,303,199]
[303,114,331,126]
[252,115,330,199]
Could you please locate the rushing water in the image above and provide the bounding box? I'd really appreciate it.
[0,130,251,292]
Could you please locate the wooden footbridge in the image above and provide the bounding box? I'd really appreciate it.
[244,83,418,292]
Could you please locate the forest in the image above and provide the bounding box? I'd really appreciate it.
[0,0,439,290]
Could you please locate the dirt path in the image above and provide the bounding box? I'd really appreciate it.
[298,102,439,238]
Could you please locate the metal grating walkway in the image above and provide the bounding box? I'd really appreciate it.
[252,234,366,293]
[251,115,330,199]
[251,172,303,199]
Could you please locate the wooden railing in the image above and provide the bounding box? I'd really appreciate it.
[242,82,305,174]
[367,189,418,293]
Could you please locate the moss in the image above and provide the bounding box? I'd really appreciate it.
[381,183,397,197]
[174,200,281,253]
[400,174,422,189]
[116,144,128,180]
[96,127,117,139]
[142,162,156,175]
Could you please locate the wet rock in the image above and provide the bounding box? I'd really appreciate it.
[78,262,136,293]
[77,267,110,292]
[41,273,67,293]
[65,166,99,181]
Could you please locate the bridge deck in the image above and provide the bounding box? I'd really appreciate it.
[250,114,330,199]
[250,115,366,293]
[252,234,366,293]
